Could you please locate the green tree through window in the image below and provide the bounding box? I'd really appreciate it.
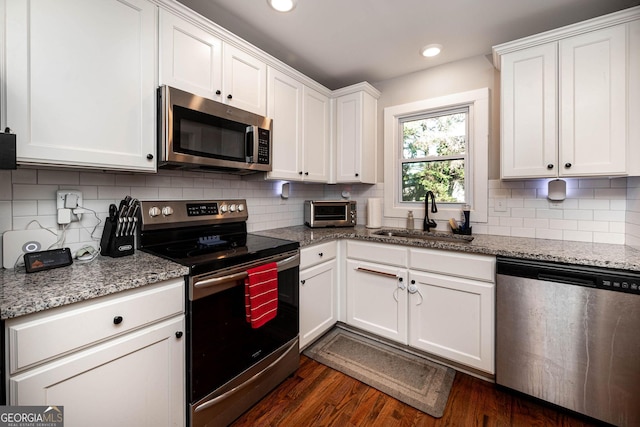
[400,108,467,203]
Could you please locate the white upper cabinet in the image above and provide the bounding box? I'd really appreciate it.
[159,9,267,116]
[4,0,157,172]
[559,26,626,176]
[159,8,222,101]
[500,44,558,178]
[267,67,330,182]
[223,44,267,116]
[333,84,380,184]
[494,7,640,179]
[302,86,331,182]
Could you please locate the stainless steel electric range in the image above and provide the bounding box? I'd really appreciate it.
[136,199,299,427]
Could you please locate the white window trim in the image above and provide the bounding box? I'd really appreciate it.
[383,88,489,225]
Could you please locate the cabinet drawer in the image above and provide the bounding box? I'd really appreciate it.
[300,241,337,270]
[410,248,495,282]
[7,278,185,374]
[347,240,407,267]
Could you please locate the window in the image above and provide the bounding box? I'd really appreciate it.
[400,108,468,203]
[383,88,489,223]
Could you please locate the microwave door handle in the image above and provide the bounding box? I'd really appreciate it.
[247,125,258,164]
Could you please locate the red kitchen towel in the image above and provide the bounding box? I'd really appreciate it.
[244,262,278,329]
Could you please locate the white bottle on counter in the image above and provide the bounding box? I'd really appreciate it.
[407,210,414,230]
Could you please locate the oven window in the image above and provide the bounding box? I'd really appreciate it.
[173,105,248,162]
[188,267,298,402]
[315,205,347,221]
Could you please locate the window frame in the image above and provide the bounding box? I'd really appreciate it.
[383,88,489,224]
[398,106,470,205]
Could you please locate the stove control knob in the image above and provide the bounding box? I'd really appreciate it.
[237,204,245,212]
[149,206,161,217]
[162,206,174,216]
[229,204,237,212]
[220,204,228,213]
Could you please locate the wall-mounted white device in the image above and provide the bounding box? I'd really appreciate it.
[56,190,83,224]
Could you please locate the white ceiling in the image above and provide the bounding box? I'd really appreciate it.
[176,0,640,90]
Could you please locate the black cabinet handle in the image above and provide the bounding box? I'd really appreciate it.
[319,252,323,257]
[299,171,303,175]
[547,164,554,169]
[227,94,233,99]
[301,279,306,285]
[411,280,416,284]
[175,331,183,338]
[146,153,154,160]
[215,90,221,95]
[113,316,123,325]
[565,162,572,168]
[355,173,359,177]
[304,172,309,175]
[398,277,403,282]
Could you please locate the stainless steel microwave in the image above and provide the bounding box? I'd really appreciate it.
[157,85,272,174]
[304,200,357,228]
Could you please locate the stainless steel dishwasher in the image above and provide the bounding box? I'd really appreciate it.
[496,256,640,427]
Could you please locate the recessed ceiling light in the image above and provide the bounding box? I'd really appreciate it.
[268,0,297,12]
[420,44,443,57]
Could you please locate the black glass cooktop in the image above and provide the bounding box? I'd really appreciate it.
[139,222,298,275]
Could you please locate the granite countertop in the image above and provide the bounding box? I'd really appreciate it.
[254,225,640,272]
[0,251,189,320]
[3,225,640,321]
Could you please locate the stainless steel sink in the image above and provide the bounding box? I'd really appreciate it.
[372,229,474,243]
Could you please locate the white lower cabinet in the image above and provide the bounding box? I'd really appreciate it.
[299,242,338,349]
[344,241,496,374]
[300,259,337,349]
[346,259,408,343]
[408,271,495,373]
[5,279,186,427]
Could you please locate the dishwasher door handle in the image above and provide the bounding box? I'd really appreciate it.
[537,273,596,287]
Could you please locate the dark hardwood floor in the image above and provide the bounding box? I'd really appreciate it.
[231,355,603,427]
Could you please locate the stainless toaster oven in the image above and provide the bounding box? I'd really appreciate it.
[304,200,356,228]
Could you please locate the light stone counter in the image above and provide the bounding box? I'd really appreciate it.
[0,251,189,320]
[254,225,640,272]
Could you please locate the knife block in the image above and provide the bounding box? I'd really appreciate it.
[99,220,135,257]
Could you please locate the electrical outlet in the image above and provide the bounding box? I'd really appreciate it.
[56,190,83,223]
[495,197,507,212]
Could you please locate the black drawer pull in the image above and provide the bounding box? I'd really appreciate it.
[113,316,123,325]
[175,331,183,338]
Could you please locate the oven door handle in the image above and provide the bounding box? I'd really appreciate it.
[194,338,298,414]
[194,253,299,290]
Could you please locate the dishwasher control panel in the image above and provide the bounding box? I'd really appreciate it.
[600,277,640,294]
[497,256,640,296]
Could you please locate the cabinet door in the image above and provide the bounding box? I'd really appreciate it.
[159,9,222,101]
[267,68,303,180]
[223,44,267,116]
[9,316,185,427]
[559,25,627,176]
[408,271,494,373]
[302,86,331,182]
[346,260,407,344]
[300,259,337,349]
[5,0,157,172]
[500,43,558,179]
[335,91,376,183]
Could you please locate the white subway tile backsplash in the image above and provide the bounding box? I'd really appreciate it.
[578,199,610,210]
[38,169,79,185]
[563,230,592,242]
[13,184,60,200]
[0,171,12,200]
[80,172,117,186]
[12,201,38,216]
[489,178,638,245]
